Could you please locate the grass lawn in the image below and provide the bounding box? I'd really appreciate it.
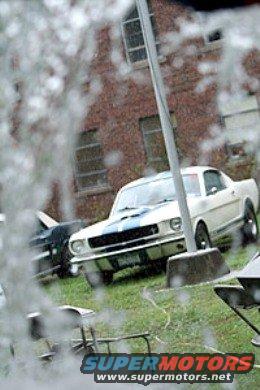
[45,244,260,389]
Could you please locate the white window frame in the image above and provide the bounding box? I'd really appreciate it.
[198,12,223,46]
[220,94,259,158]
[75,130,108,192]
[121,2,159,65]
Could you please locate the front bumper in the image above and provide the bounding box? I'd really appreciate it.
[70,235,186,272]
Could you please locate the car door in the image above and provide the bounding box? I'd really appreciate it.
[203,170,240,235]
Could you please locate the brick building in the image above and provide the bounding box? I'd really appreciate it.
[51,0,260,222]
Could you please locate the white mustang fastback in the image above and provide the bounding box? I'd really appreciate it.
[69,166,259,286]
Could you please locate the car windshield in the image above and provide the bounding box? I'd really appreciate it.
[112,173,201,214]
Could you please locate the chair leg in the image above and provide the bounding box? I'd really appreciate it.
[231,307,260,335]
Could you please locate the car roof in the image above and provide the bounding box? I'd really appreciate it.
[121,166,216,190]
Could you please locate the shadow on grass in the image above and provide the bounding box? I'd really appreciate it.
[112,264,165,287]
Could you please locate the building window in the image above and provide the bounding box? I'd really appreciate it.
[122,0,159,64]
[140,114,177,172]
[207,29,222,43]
[199,13,223,44]
[75,129,108,191]
[220,94,259,158]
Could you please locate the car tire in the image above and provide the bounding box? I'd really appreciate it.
[153,258,167,272]
[241,204,259,245]
[195,222,212,250]
[84,270,114,288]
[57,244,80,279]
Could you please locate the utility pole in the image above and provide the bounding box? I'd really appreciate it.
[136,0,197,253]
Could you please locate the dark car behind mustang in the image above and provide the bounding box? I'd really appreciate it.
[0,211,86,279]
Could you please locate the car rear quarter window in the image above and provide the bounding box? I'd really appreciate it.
[204,171,226,195]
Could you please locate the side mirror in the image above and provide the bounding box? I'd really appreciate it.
[208,186,218,196]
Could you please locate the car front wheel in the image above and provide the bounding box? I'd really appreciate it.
[241,204,259,245]
[57,244,80,279]
[195,223,212,250]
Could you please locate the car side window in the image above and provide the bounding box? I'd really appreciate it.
[204,171,226,195]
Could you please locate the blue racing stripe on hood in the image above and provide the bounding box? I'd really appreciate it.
[102,205,163,235]
[102,221,121,235]
[121,208,150,231]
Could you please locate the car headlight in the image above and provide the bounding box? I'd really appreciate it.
[170,217,182,232]
[71,239,87,255]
